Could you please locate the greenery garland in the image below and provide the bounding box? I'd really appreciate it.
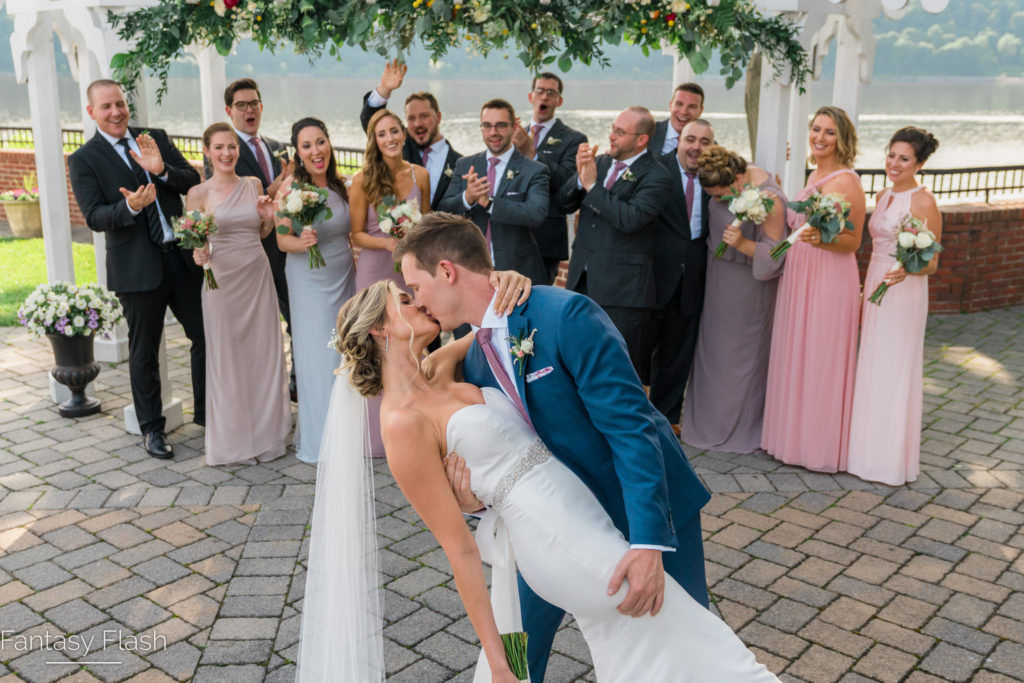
[109,0,810,101]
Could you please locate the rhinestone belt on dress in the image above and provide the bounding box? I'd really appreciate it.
[489,439,551,507]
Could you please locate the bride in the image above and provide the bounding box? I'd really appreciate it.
[296,279,779,682]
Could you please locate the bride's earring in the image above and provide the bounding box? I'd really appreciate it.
[384,334,389,352]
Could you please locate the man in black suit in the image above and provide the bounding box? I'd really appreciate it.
[511,72,588,283]
[438,99,549,286]
[211,78,297,399]
[649,119,715,434]
[360,60,461,210]
[650,83,705,158]
[559,106,672,373]
[68,79,203,459]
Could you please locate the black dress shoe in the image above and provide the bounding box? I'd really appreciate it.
[144,431,174,459]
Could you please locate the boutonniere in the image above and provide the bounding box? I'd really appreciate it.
[545,137,561,146]
[443,165,453,178]
[621,169,638,183]
[506,169,519,181]
[506,328,538,376]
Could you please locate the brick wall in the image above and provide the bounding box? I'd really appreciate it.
[0,149,86,227]
[856,201,1024,314]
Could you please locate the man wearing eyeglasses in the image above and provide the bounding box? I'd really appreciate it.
[510,73,588,284]
[438,99,549,285]
[360,61,462,210]
[217,78,296,399]
[559,107,672,375]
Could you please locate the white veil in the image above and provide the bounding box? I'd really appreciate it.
[295,370,384,682]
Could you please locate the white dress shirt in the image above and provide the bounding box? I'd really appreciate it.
[98,129,174,242]
[676,158,704,240]
[420,137,451,201]
[661,125,681,156]
[582,148,647,191]
[234,127,275,182]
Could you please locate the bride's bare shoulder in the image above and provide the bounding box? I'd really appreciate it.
[380,406,439,455]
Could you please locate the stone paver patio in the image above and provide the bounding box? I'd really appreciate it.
[0,306,1022,682]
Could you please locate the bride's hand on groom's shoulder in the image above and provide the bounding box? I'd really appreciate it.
[489,270,532,315]
[443,453,485,514]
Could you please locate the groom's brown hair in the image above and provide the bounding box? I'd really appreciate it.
[393,212,492,276]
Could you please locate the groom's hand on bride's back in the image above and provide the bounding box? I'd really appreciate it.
[443,453,485,514]
[608,548,666,618]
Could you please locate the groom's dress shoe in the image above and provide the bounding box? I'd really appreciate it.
[144,431,174,459]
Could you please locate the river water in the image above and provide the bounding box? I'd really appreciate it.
[4,75,1023,171]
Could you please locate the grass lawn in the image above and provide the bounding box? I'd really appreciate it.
[0,237,98,326]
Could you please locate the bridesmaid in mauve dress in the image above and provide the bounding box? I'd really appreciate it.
[680,147,788,454]
[847,127,942,486]
[189,123,290,466]
[349,109,431,457]
[277,118,356,463]
[761,106,866,472]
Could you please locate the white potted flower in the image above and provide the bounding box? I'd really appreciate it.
[18,282,124,417]
[1,172,42,238]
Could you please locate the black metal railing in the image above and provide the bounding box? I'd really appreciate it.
[802,165,1024,203]
[0,126,365,171]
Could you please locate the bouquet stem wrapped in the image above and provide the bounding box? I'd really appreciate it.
[713,184,775,259]
[173,210,219,290]
[770,190,854,261]
[501,631,529,680]
[276,182,332,270]
[867,213,943,306]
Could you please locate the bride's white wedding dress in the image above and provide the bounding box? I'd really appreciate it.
[453,388,778,683]
[296,376,777,682]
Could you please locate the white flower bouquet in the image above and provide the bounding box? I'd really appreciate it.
[770,191,854,260]
[867,213,943,306]
[713,184,775,259]
[18,282,123,338]
[276,182,331,269]
[376,195,422,240]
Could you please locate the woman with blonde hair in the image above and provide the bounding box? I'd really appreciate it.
[761,106,866,471]
[680,146,787,453]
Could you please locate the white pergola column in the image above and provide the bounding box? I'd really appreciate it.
[831,17,864,124]
[192,45,227,129]
[785,86,812,199]
[754,68,792,182]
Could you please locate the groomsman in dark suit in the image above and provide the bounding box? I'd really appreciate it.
[650,83,705,158]
[438,99,549,285]
[213,78,297,399]
[68,79,203,459]
[511,72,588,283]
[360,60,461,210]
[649,119,715,434]
[559,107,672,373]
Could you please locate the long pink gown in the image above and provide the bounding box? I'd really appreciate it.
[354,167,421,458]
[203,177,291,465]
[846,187,929,485]
[760,169,861,472]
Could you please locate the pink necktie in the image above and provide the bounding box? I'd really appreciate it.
[250,138,273,184]
[420,145,430,167]
[605,161,627,190]
[476,328,533,428]
[485,157,501,249]
[532,124,544,150]
[685,171,695,223]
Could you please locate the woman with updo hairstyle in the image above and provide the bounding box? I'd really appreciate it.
[275,117,356,463]
[679,146,788,453]
[348,108,431,457]
[761,105,866,472]
[846,127,942,485]
[187,121,291,466]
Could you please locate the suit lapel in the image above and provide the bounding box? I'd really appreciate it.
[494,151,521,197]
[92,133,138,188]
[236,140,263,184]
[539,119,565,153]
[505,307,530,406]
[431,147,459,207]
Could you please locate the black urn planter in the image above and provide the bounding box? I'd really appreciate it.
[46,333,102,418]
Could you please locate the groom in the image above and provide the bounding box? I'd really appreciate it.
[395,213,711,681]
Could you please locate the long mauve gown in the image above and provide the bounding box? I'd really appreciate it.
[203,177,291,465]
[354,167,422,458]
[760,169,860,472]
[846,186,929,485]
[681,177,787,453]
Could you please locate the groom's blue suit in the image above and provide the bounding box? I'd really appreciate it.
[463,285,711,681]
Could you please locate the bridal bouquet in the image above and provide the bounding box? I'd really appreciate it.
[376,195,422,240]
[770,191,853,260]
[867,214,943,306]
[713,184,775,258]
[173,210,219,290]
[276,182,331,269]
[18,282,123,338]
[501,631,529,680]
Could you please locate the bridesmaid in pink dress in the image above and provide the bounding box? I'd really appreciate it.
[761,106,866,472]
[847,128,942,485]
[349,109,431,457]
